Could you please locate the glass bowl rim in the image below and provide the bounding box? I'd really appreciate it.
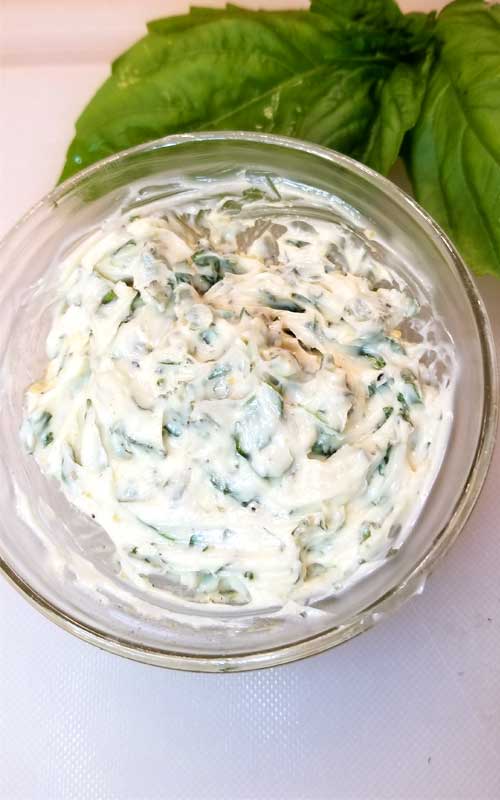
[0,130,497,672]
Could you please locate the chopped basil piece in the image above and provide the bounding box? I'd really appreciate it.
[361,527,371,543]
[42,431,54,447]
[378,444,393,475]
[242,187,265,202]
[101,289,117,305]
[397,392,412,423]
[261,291,305,313]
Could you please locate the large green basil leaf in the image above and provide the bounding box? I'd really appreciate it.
[407,0,500,276]
[59,2,432,183]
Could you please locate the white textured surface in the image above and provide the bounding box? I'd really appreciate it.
[1,2,500,799]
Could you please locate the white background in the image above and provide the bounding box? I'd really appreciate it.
[1,2,499,798]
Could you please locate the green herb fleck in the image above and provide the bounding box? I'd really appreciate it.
[400,371,422,404]
[222,199,242,211]
[242,187,265,202]
[189,533,208,551]
[397,392,412,423]
[210,473,231,495]
[192,250,236,289]
[208,363,231,380]
[200,327,217,345]
[261,291,305,313]
[378,444,392,475]
[163,415,184,437]
[42,431,54,447]
[311,428,340,457]
[101,289,117,305]
[359,341,386,369]
[234,434,249,458]
[361,527,371,543]
[131,293,144,313]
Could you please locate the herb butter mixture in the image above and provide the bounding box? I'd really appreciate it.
[21,182,452,609]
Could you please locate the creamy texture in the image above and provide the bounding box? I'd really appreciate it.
[21,179,454,610]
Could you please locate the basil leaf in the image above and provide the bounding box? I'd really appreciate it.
[311,0,436,58]
[406,0,500,276]
[361,48,434,175]
[310,0,436,174]
[59,2,432,182]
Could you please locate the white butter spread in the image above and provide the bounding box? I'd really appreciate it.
[21,177,454,610]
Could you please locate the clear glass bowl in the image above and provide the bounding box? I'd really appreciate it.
[0,132,497,672]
